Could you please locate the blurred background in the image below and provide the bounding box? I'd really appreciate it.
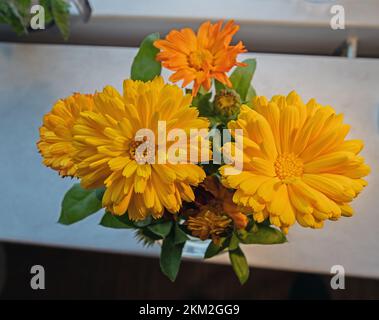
[1,0,379,299]
[1,0,379,57]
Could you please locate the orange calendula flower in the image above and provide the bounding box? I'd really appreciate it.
[220,92,370,234]
[154,20,246,96]
[37,93,95,177]
[201,176,249,229]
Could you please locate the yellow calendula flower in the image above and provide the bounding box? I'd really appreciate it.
[185,176,249,243]
[72,77,209,220]
[220,92,370,233]
[37,93,95,177]
[154,20,246,96]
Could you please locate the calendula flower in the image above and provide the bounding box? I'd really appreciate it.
[187,210,231,244]
[73,77,209,220]
[220,92,370,233]
[201,176,249,229]
[154,20,246,96]
[185,176,248,243]
[37,93,95,177]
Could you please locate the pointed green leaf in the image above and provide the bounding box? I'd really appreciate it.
[229,232,240,251]
[58,184,102,225]
[230,59,256,101]
[131,33,161,81]
[229,246,250,285]
[174,223,188,244]
[204,241,224,259]
[160,234,185,281]
[239,224,287,245]
[136,228,163,245]
[99,211,135,229]
[148,221,173,238]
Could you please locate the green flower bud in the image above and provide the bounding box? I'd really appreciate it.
[214,89,241,117]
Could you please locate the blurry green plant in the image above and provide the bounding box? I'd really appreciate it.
[0,0,70,40]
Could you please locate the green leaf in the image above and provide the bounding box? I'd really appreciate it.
[229,232,240,251]
[12,0,31,25]
[230,59,257,101]
[192,92,213,117]
[204,240,224,259]
[99,211,135,229]
[229,246,250,285]
[214,79,225,93]
[207,115,224,128]
[59,184,102,225]
[95,187,105,200]
[134,215,153,228]
[160,234,185,281]
[0,1,28,35]
[246,86,257,106]
[136,228,162,246]
[131,33,161,82]
[239,224,287,245]
[40,0,54,25]
[148,221,173,238]
[174,223,188,244]
[198,86,208,95]
[51,0,70,40]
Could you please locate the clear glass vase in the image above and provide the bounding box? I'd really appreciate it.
[182,237,211,258]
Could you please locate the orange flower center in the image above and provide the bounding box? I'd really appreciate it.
[188,49,213,70]
[129,137,155,163]
[274,153,303,180]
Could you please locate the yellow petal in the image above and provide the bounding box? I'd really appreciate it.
[304,152,354,173]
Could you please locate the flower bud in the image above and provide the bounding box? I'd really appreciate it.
[214,89,241,117]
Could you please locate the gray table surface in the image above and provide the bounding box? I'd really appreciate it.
[1,42,378,278]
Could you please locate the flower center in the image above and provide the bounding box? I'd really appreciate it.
[218,96,235,109]
[188,49,213,70]
[129,137,155,164]
[274,153,303,181]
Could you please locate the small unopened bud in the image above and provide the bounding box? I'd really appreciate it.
[214,89,241,117]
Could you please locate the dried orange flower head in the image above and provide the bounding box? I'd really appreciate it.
[187,210,231,244]
[154,20,246,96]
[185,176,249,243]
[202,176,249,230]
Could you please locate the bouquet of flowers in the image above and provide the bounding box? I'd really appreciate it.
[37,20,370,283]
